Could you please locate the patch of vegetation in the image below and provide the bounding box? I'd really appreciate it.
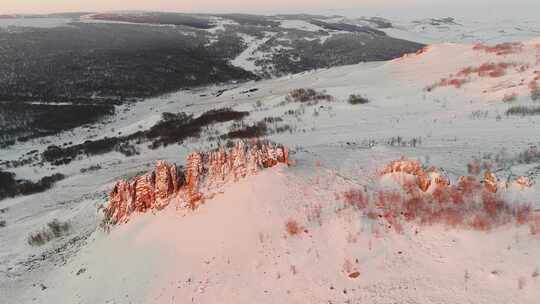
[470,110,489,120]
[221,121,269,139]
[532,89,540,102]
[469,145,540,173]
[285,88,334,105]
[0,170,65,201]
[41,108,250,164]
[285,219,302,236]
[347,94,370,105]
[0,220,5,228]
[80,164,102,174]
[27,219,71,246]
[506,105,540,116]
[43,137,125,166]
[90,13,215,29]
[263,116,284,123]
[146,108,250,148]
[386,136,422,148]
[0,102,115,147]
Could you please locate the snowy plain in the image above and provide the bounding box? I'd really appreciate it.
[1,14,540,303]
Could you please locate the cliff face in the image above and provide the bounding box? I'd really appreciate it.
[105,141,289,225]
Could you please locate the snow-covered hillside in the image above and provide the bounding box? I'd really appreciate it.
[1,16,540,304]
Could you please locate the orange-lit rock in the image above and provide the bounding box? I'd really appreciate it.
[513,176,532,188]
[133,173,156,212]
[381,159,433,192]
[382,159,424,176]
[104,140,289,224]
[483,171,498,193]
[417,171,432,192]
[106,180,134,224]
[430,171,450,188]
[185,152,204,208]
[154,161,180,209]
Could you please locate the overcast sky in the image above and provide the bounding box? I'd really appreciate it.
[2,0,539,19]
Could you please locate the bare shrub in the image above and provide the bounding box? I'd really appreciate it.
[285,88,334,105]
[221,121,268,139]
[427,78,468,91]
[473,42,524,55]
[470,110,489,120]
[457,62,520,78]
[349,271,361,279]
[27,219,71,246]
[80,164,102,173]
[0,220,5,227]
[285,219,302,236]
[386,136,422,148]
[348,94,370,105]
[506,105,540,116]
[263,116,283,123]
[42,108,250,163]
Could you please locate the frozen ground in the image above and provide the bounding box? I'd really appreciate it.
[1,15,540,304]
[0,17,72,29]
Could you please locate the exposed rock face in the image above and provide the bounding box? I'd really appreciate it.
[381,159,442,192]
[133,173,156,212]
[106,181,134,225]
[154,161,180,209]
[483,171,498,193]
[105,140,289,225]
[381,158,531,195]
[185,152,204,209]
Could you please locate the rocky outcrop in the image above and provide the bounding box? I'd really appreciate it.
[105,140,289,225]
[380,158,531,194]
[381,159,445,193]
[483,171,498,193]
[358,159,538,232]
[513,176,532,188]
[106,181,134,225]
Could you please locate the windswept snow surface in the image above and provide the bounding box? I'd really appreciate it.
[2,22,540,303]
[11,166,540,303]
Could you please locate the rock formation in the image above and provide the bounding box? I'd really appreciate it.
[380,158,531,195]
[105,140,289,225]
[483,171,498,193]
[513,176,532,188]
